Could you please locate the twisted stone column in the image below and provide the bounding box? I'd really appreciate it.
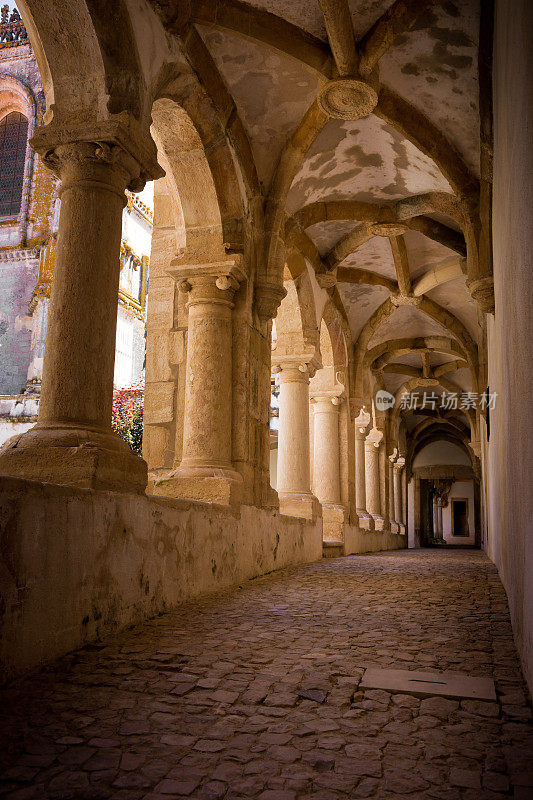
[0,138,155,491]
[311,392,346,540]
[155,262,245,505]
[354,408,372,529]
[365,427,385,530]
[275,361,319,520]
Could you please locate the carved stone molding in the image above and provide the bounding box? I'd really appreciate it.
[365,426,384,449]
[467,275,495,315]
[170,260,246,309]
[390,294,422,307]
[30,116,164,192]
[317,79,378,120]
[254,281,287,323]
[316,271,337,289]
[369,222,408,237]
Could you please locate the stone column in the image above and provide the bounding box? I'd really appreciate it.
[155,262,245,505]
[402,468,408,528]
[388,449,398,533]
[365,427,385,530]
[433,495,439,539]
[354,408,372,529]
[275,360,318,519]
[437,497,444,539]
[0,138,155,491]
[394,456,406,534]
[311,392,346,540]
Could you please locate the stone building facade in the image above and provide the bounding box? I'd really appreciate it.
[0,6,152,447]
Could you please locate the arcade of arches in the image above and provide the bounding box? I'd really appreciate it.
[0,0,532,790]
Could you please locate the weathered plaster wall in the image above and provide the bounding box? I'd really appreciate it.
[0,477,322,682]
[486,0,533,693]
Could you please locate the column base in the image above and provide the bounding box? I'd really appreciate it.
[371,514,385,531]
[151,465,243,506]
[0,423,147,493]
[398,523,406,535]
[356,509,374,530]
[390,521,400,533]
[278,491,321,521]
[322,503,347,543]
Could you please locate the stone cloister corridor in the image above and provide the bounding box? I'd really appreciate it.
[1,0,533,797]
[1,550,532,799]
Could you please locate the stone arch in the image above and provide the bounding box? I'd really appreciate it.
[390,376,477,442]
[0,74,37,123]
[16,0,145,128]
[310,299,350,396]
[367,337,467,373]
[273,265,320,367]
[0,76,40,229]
[152,69,247,257]
[353,298,479,404]
[410,430,475,474]
[151,97,228,265]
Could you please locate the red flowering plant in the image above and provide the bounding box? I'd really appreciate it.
[111,377,144,456]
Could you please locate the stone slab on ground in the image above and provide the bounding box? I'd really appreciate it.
[360,667,497,700]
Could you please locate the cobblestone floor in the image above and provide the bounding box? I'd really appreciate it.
[1,549,532,800]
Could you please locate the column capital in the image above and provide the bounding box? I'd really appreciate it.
[30,117,164,192]
[389,446,398,463]
[354,407,371,439]
[365,426,383,450]
[310,390,345,408]
[394,456,406,471]
[272,355,320,379]
[169,260,246,308]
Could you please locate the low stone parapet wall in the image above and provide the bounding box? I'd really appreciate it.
[0,477,322,683]
[344,524,406,555]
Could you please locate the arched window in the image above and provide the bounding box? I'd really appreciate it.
[0,111,28,218]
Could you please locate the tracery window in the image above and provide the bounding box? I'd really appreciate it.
[0,111,28,217]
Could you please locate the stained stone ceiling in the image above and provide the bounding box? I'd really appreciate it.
[152,0,484,438]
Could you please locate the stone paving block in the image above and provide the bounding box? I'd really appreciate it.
[0,551,532,800]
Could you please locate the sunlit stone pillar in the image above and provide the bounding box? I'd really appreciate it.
[394,456,406,535]
[275,360,319,519]
[0,137,160,491]
[365,427,385,530]
[156,262,246,505]
[311,391,346,540]
[354,408,372,529]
